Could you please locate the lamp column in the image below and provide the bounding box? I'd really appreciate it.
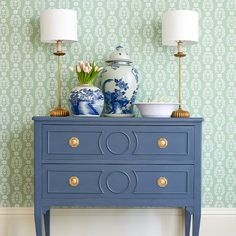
[50,40,69,117]
[171,41,190,118]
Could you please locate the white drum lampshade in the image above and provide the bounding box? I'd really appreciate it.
[162,10,198,46]
[40,9,78,43]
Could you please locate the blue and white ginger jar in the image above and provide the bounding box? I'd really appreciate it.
[69,84,104,117]
[98,45,139,117]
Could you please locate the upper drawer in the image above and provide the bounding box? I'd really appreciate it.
[133,126,194,157]
[42,125,194,160]
[42,125,103,159]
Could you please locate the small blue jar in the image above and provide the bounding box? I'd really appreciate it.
[69,84,104,117]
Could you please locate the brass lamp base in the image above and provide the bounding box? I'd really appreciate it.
[50,107,69,117]
[171,107,190,118]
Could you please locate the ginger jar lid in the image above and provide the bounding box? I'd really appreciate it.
[106,45,133,63]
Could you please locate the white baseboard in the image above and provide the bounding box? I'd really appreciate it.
[0,208,235,236]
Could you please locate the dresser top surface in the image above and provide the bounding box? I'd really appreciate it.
[32,116,203,124]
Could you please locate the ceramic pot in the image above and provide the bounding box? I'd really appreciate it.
[69,84,104,117]
[98,45,139,117]
[135,103,179,117]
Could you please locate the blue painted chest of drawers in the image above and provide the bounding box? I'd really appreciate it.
[33,117,203,236]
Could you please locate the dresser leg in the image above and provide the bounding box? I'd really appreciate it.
[44,209,50,236]
[34,207,42,236]
[185,208,191,236]
[192,209,201,236]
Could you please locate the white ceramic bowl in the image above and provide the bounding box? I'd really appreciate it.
[135,103,179,118]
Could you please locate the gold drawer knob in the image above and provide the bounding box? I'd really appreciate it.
[69,137,79,148]
[157,177,168,188]
[157,138,168,148]
[68,176,79,187]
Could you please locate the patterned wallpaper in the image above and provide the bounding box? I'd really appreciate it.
[0,0,235,207]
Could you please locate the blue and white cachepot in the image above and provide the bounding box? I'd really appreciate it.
[69,84,104,117]
[98,45,139,117]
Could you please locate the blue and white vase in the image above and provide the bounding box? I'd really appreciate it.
[98,45,139,117]
[69,84,104,117]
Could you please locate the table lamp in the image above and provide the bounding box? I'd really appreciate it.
[40,9,78,116]
[162,10,198,118]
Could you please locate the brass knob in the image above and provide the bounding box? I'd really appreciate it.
[157,177,168,188]
[157,138,168,149]
[68,176,79,187]
[69,137,79,148]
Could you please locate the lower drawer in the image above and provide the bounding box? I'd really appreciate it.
[43,165,194,199]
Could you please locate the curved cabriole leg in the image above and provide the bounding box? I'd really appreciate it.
[34,207,42,236]
[44,209,50,236]
[193,208,201,236]
[185,208,191,236]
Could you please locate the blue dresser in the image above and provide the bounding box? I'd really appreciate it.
[33,117,203,236]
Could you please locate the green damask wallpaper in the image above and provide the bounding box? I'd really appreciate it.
[0,0,235,207]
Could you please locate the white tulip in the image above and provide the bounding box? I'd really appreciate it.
[79,61,84,68]
[83,65,90,73]
[76,65,81,73]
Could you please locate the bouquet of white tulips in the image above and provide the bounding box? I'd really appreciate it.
[69,61,103,85]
